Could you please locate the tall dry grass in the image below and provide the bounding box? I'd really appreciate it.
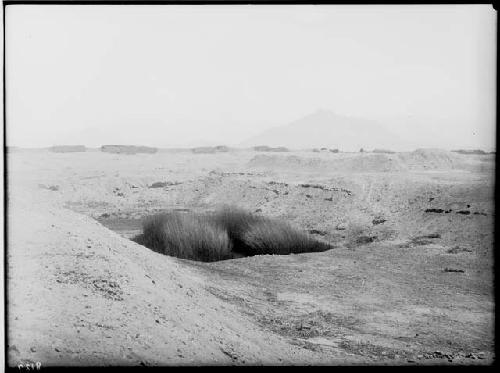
[240,219,331,255]
[135,206,332,262]
[137,212,233,262]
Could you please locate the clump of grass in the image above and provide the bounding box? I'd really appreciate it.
[211,206,331,256]
[137,212,233,262]
[135,206,332,262]
[240,219,331,255]
[211,206,263,238]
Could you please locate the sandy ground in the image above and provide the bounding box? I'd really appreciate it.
[6,149,495,366]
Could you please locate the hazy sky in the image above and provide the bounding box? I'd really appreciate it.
[6,4,497,149]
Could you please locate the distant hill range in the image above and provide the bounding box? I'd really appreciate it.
[240,110,402,151]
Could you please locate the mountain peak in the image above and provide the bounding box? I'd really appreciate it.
[240,110,398,151]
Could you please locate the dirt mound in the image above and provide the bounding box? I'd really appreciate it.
[397,149,468,170]
[7,198,333,365]
[247,154,406,173]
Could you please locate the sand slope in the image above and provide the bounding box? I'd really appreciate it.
[8,199,349,366]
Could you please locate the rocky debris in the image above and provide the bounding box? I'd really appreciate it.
[443,268,465,273]
[354,235,377,245]
[298,183,352,196]
[149,181,182,188]
[91,279,124,301]
[398,234,440,248]
[336,223,347,231]
[214,171,265,177]
[447,246,473,254]
[372,217,386,225]
[267,181,289,187]
[112,187,124,197]
[38,184,60,191]
[417,350,487,361]
[308,229,328,236]
[425,208,445,213]
[55,270,124,301]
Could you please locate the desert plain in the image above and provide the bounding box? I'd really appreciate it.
[6,147,495,366]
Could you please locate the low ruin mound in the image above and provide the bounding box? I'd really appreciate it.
[101,145,158,154]
[50,145,87,153]
[191,145,231,154]
[397,148,468,170]
[253,145,290,152]
[247,153,406,173]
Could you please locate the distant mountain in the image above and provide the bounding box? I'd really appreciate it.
[239,110,404,151]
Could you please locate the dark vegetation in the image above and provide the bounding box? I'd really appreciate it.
[133,213,233,262]
[133,206,332,262]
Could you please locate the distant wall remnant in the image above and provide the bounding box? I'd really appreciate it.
[253,145,289,152]
[451,149,487,155]
[101,145,157,154]
[191,146,217,154]
[50,145,87,153]
[191,145,231,154]
[214,145,230,152]
[372,148,395,154]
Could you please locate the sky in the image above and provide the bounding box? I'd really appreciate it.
[5,4,497,149]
